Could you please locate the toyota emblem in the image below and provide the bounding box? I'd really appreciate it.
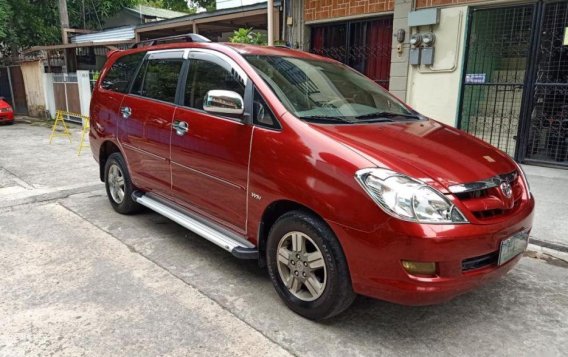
[500,181,513,199]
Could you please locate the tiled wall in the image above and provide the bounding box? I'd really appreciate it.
[304,0,395,22]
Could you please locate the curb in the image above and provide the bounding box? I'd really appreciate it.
[527,243,568,267]
[529,238,568,254]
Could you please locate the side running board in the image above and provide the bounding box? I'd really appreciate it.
[132,191,258,259]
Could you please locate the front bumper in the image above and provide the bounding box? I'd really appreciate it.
[330,196,535,306]
[0,113,14,122]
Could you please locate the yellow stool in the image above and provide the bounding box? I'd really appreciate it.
[77,117,90,156]
[49,110,72,144]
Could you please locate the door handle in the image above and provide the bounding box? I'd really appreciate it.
[172,120,189,136]
[120,106,131,119]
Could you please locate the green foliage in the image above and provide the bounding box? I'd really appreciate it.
[0,0,138,55]
[0,0,217,56]
[140,0,215,12]
[229,28,267,45]
[0,0,10,38]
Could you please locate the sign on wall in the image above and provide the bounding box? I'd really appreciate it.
[465,73,487,84]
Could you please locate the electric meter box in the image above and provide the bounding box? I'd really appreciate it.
[408,9,440,27]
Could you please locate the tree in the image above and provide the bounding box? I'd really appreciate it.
[229,28,267,45]
[140,0,215,13]
[0,0,10,39]
[0,0,217,56]
[0,0,142,55]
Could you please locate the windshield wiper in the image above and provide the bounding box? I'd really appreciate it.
[354,112,420,122]
[299,115,354,124]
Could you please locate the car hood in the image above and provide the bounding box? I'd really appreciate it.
[0,100,11,109]
[311,119,517,191]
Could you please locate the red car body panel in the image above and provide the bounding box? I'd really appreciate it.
[170,107,252,232]
[0,99,14,122]
[89,42,535,306]
[118,95,175,194]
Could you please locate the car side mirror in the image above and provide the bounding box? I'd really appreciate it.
[203,90,244,116]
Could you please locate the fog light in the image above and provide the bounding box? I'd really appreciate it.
[402,260,437,275]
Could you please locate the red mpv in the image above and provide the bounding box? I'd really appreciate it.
[89,36,534,320]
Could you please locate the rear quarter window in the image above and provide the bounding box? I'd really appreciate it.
[101,52,146,93]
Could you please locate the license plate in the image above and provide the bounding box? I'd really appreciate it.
[498,230,529,265]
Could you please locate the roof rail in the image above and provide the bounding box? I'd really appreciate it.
[132,33,211,48]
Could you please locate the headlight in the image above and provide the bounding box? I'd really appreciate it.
[355,168,468,224]
[515,163,531,197]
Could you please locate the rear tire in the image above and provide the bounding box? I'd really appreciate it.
[104,152,141,214]
[266,210,356,320]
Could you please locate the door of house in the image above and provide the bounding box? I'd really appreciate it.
[310,17,393,89]
[0,66,28,115]
[458,1,568,168]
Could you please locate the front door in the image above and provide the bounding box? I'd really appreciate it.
[170,50,252,232]
[523,1,568,166]
[459,2,568,168]
[118,50,185,193]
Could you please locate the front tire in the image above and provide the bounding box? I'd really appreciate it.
[104,152,141,214]
[266,210,356,320]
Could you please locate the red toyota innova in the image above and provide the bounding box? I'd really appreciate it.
[89,35,534,320]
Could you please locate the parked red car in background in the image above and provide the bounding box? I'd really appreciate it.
[89,36,535,320]
[0,98,14,124]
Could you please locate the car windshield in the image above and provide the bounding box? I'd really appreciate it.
[245,55,420,124]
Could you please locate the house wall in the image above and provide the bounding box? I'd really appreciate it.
[20,61,47,117]
[103,12,139,29]
[405,6,467,126]
[304,0,394,22]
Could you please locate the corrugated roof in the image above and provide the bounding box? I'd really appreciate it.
[125,5,188,19]
[71,26,136,44]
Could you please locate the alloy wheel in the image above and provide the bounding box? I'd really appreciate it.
[107,163,126,204]
[276,231,327,301]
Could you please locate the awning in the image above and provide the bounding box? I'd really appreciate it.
[22,40,136,54]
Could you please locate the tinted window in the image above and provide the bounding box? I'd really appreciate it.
[101,52,145,93]
[184,58,245,110]
[132,58,183,103]
[245,55,417,124]
[253,89,279,129]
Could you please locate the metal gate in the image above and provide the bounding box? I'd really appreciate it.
[52,73,82,122]
[459,1,568,167]
[523,1,568,166]
[310,17,393,89]
[0,66,28,115]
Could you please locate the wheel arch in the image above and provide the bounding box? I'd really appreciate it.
[257,199,344,268]
[98,141,122,182]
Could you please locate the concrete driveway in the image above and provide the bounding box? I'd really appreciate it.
[1,119,567,356]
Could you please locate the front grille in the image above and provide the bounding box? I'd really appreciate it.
[462,251,498,271]
[453,170,522,221]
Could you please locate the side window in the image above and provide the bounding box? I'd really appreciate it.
[101,52,145,93]
[184,58,245,110]
[131,58,183,103]
[253,89,279,129]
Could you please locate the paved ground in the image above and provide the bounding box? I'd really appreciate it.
[522,165,568,250]
[1,119,567,356]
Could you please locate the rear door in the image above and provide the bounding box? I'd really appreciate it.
[118,50,185,194]
[91,51,146,155]
[170,50,252,232]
